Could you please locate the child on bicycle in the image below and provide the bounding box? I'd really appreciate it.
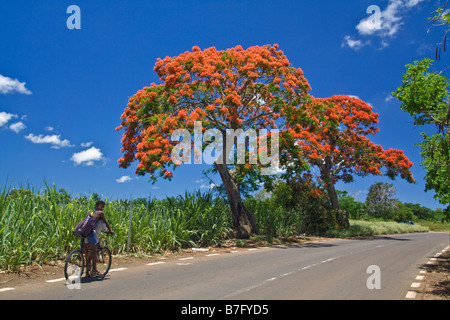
[85,200,114,276]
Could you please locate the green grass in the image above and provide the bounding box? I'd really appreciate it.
[414,219,450,232]
[324,220,430,238]
[0,186,231,271]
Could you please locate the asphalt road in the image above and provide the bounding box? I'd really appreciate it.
[1,232,448,300]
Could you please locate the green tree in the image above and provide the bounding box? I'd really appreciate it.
[429,0,450,61]
[365,182,397,219]
[270,176,338,234]
[403,202,437,220]
[116,44,311,238]
[393,1,450,222]
[393,58,450,221]
[338,191,366,220]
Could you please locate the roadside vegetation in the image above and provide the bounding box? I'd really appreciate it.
[1,181,448,272]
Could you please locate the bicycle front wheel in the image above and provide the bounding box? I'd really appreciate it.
[96,246,112,279]
[64,249,84,284]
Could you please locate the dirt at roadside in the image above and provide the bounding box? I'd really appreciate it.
[413,249,450,300]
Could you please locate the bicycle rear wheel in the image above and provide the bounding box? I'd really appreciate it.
[64,249,84,284]
[96,246,112,279]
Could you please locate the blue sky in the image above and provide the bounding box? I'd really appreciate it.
[0,0,448,208]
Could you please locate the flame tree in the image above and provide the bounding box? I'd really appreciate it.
[117,45,415,237]
[284,95,415,213]
[116,45,311,237]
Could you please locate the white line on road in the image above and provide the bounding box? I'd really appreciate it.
[46,278,66,283]
[147,262,165,266]
[405,291,417,299]
[109,268,127,272]
[0,288,15,293]
[224,255,341,298]
[179,257,194,260]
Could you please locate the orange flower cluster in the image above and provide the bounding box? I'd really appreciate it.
[285,95,415,186]
[116,44,311,179]
[116,45,414,193]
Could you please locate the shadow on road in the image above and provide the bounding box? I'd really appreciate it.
[273,242,337,249]
[79,276,110,284]
[349,236,412,242]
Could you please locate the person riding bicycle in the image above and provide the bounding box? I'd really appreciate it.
[86,200,114,276]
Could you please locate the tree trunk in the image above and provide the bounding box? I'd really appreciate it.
[214,163,258,238]
[326,180,340,211]
[321,158,350,229]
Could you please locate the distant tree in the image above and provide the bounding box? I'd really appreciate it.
[365,182,397,219]
[403,202,437,220]
[90,192,102,204]
[44,188,71,204]
[8,188,34,198]
[338,191,366,219]
[389,200,416,222]
[270,176,336,234]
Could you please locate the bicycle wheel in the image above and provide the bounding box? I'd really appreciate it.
[96,246,112,279]
[64,249,84,284]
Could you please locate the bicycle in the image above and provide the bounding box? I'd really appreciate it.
[64,232,113,285]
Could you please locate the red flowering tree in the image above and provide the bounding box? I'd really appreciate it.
[116,45,311,237]
[285,95,415,212]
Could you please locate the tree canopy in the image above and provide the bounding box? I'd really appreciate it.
[117,44,416,236]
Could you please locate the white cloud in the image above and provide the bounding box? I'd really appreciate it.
[116,175,133,183]
[81,141,93,147]
[196,178,218,189]
[0,112,27,133]
[9,121,26,133]
[385,94,395,102]
[200,183,217,189]
[0,111,17,127]
[356,1,404,37]
[44,126,54,132]
[344,0,424,50]
[25,133,73,149]
[342,35,370,50]
[0,74,32,95]
[70,147,104,166]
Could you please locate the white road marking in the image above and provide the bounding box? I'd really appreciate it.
[46,278,66,283]
[0,288,15,293]
[109,268,127,272]
[405,291,417,299]
[179,257,193,261]
[147,262,165,266]
[410,282,421,288]
[224,255,340,298]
